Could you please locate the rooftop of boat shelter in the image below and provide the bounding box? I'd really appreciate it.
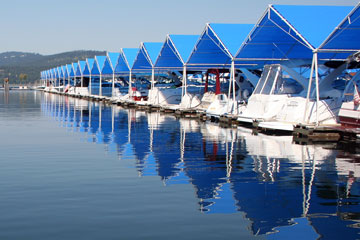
[57,66,63,79]
[83,58,94,76]
[102,52,121,75]
[132,42,163,72]
[319,3,360,57]
[60,66,66,78]
[64,65,70,78]
[56,68,61,79]
[76,61,86,77]
[234,4,353,66]
[117,49,137,74]
[52,68,57,79]
[154,34,199,70]
[42,4,360,83]
[69,62,78,77]
[186,23,254,69]
[91,56,107,75]
[114,48,138,74]
[51,68,56,78]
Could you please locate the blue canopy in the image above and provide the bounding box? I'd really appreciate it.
[83,58,94,76]
[76,61,86,77]
[155,34,199,69]
[70,63,78,77]
[47,69,52,79]
[319,3,360,57]
[187,23,254,68]
[57,66,63,79]
[132,42,163,72]
[234,5,353,65]
[51,68,56,79]
[65,64,72,78]
[53,68,58,79]
[115,48,138,74]
[91,56,107,75]
[60,66,66,78]
[102,52,120,75]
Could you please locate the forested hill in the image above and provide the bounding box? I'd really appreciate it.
[0,50,106,84]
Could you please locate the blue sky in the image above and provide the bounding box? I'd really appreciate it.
[0,0,358,55]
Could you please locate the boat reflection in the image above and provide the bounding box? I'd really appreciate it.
[41,92,360,239]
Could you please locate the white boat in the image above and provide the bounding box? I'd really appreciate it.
[237,64,349,132]
[205,69,258,120]
[338,80,360,128]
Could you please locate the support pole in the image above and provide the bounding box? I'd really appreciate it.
[89,72,92,95]
[232,61,236,101]
[314,52,320,126]
[182,65,187,97]
[129,70,133,99]
[303,54,316,124]
[112,72,115,97]
[151,68,155,90]
[230,60,237,114]
[99,73,102,96]
[215,69,220,95]
[205,72,209,93]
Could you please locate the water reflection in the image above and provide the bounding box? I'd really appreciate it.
[41,92,360,239]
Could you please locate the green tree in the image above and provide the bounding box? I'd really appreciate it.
[19,73,27,86]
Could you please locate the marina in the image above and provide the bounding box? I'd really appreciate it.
[2,1,360,239]
[40,4,360,144]
[1,90,360,239]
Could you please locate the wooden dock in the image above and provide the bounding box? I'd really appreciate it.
[293,124,342,144]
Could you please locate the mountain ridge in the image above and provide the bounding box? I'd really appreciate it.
[0,50,106,84]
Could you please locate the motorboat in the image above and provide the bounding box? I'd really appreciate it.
[206,69,258,121]
[237,64,350,132]
[338,80,360,128]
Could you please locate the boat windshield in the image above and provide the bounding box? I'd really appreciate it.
[343,76,360,102]
[253,65,303,95]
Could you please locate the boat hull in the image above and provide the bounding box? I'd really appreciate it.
[339,102,360,128]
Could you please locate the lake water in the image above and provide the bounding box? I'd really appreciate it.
[0,90,359,240]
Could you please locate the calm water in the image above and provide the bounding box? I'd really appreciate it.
[0,90,360,240]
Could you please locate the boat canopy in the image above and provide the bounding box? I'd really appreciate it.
[187,23,254,68]
[319,3,360,58]
[54,68,59,79]
[155,34,199,69]
[60,66,66,78]
[70,63,78,77]
[53,68,58,80]
[132,42,163,72]
[49,68,54,79]
[102,52,120,75]
[114,48,138,74]
[76,61,86,77]
[49,69,53,79]
[83,58,94,76]
[57,66,63,79]
[65,64,72,78]
[234,5,353,66]
[91,56,107,75]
